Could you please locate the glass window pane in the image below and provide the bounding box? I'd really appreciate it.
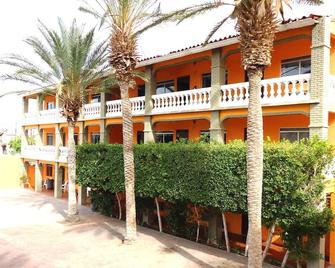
[280,132,298,142]
[298,131,309,140]
[281,62,300,77]
[202,74,211,88]
[164,133,174,143]
[300,60,311,74]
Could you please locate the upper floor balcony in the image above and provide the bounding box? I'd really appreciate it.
[21,74,335,125]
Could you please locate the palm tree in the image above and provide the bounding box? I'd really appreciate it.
[80,0,185,242]
[163,0,322,266]
[0,19,110,222]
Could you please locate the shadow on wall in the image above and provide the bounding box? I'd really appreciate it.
[0,155,23,189]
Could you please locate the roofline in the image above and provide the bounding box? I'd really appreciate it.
[137,17,318,68]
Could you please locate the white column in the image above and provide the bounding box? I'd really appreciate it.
[54,163,62,198]
[34,162,42,192]
[144,65,156,143]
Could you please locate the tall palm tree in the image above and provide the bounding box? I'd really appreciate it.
[0,19,110,222]
[163,0,322,266]
[80,0,184,242]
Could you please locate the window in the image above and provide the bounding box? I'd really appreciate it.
[47,102,55,110]
[138,85,145,97]
[91,94,101,103]
[200,130,210,143]
[155,132,173,143]
[176,129,189,141]
[46,133,54,146]
[202,73,211,88]
[61,132,66,146]
[281,57,311,77]
[91,133,100,144]
[156,80,174,95]
[177,76,190,91]
[137,131,144,144]
[46,165,53,177]
[280,128,309,142]
[74,134,79,145]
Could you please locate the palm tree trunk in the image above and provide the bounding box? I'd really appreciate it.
[67,121,79,222]
[247,68,264,268]
[119,81,137,242]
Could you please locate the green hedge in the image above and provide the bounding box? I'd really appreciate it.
[77,138,334,261]
[77,138,333,216]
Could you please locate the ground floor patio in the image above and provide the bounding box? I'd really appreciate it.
[0,189,278,268]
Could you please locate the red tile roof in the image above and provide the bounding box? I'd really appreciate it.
[139,14,321,63]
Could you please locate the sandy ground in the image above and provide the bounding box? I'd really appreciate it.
[0,189,277,268]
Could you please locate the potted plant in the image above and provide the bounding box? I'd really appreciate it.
[19,175,29,188]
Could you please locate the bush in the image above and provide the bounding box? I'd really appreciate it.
[77,137,334,261]
[8,136,21,153]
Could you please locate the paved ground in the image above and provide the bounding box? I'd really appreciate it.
[0,189,276,268]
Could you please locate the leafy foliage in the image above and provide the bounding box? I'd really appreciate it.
[77,138,334,259]
[8,136,21,153]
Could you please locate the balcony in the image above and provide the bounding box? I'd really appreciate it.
[21,145,68,163]
[22,74,335,126]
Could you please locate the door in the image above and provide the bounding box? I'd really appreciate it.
[177,76,190,91]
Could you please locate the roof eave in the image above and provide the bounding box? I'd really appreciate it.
[137,17,318,68]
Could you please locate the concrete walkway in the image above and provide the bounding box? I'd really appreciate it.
[0,189,276,268]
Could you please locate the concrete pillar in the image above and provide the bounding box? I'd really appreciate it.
[307,17,331,268]
[34,162,42,192]
[55,124,62,159]
[144,65,156,143]
[54,163,62,198]
[309,16,331,139]
[35,127,43,146]
[100,92,106,118]
[99,119,107,143]
[210,49,225,143]
[21,127,28,147]
[78,121,86,144]
[22,97,28,115]
[211,48,224,110]
[210,111,224,143]
[36,94,43,113]
[207,208,223,246]
[144,116,155,143]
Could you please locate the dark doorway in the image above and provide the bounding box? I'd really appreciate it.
[177,76,190,91]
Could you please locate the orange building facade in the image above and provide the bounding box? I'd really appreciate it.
[20,15,335,266]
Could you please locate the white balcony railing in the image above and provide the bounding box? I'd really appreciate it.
[152,87,211,114]
[59,147,69,163]
[22,74,320,125]
[84,103,101,119]
[220,74,311,108]
[106,99,122,117]
[21,145,68,163]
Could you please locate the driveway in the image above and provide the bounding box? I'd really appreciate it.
[0,189,276,268]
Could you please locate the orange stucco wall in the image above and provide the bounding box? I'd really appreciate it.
[109,125,123,144]
[224,114,309,142]
[331,37,335,75]
[43,128,55,145]
[44,95,56,110]
[87,125,100,143]
[27,165,35,188]
[328,113,335,145]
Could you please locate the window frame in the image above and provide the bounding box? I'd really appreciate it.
[47,102,55,110]
[46,133,54,146]
[156,80,175,95]
[46,164,53,177]
[202,73,211,88]
[91,132,101,144]
[155,131,174,143]
[279,128,309,142]
[280,56,311,77]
